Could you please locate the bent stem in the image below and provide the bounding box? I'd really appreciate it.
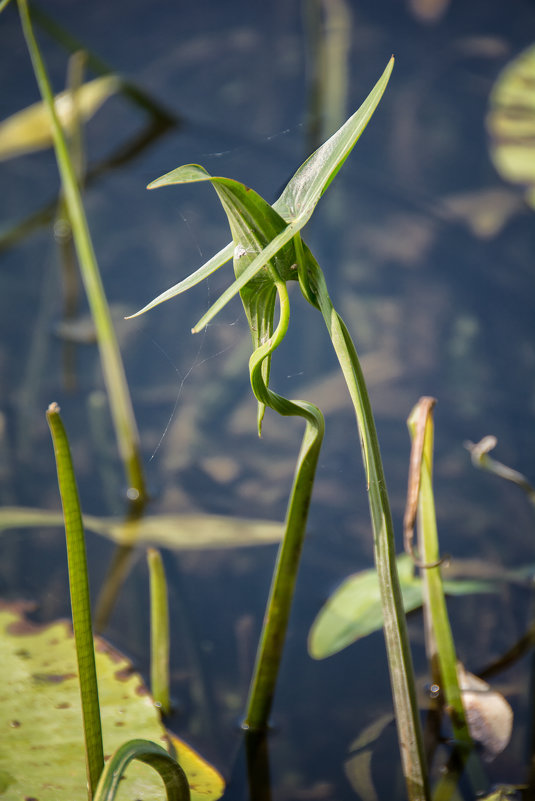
[46,402,104,799]
[18,0,147,506]
[244,282,325,731]
[94,739,190,801]
[300,253,429,800]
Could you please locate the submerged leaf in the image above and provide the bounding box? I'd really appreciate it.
[0,605,224,801]
[0,75,119,160]
[308,554,499,659]
[0,506,284,549]
[487,44,535,209]
[308,555,421,659]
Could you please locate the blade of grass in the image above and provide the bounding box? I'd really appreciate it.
[18,0,147,505]
[407,398,472,746]
[147,548,171,716]
[46,402,104,799]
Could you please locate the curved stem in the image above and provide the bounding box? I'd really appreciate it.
[244,282,325,730]
[94,739,190,801]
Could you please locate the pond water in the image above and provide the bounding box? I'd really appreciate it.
[1,1,535,799]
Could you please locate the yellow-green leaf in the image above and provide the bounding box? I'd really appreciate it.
[487,44,535,209]
[0,506,284,549]
[0,605,224,801]
[0,75,119,160]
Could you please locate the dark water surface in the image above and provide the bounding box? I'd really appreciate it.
[1,1,534,798]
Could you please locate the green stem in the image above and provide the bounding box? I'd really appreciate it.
[408,400,472,747]
[46,402,104,799]
[244,282,325,730]
[147,548,171,716]
[18,0,147,506]
[300,253,429,800]
[94,740,190,801]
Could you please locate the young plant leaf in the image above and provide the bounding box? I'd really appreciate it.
[129,57,394,326]
[273,55,394,223]
[125,242,234,319]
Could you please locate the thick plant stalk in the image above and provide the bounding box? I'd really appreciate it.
[299,254,429,801]
[18,0,147,505]
[147,548,171,716]
[46,402,104,799]
[244,282,325,730]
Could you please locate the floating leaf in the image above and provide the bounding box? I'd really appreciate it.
[0,604,224,801]
[487,44,535,209]
[0,75,119,160]
[308,554,499,659]
[0,506,284,549]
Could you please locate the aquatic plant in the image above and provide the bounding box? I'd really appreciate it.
[130,56,432,800]
[46,401,194,800]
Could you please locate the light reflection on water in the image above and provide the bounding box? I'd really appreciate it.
[1,0,534,797]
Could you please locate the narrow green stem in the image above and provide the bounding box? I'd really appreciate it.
[299,255,429,800]
[147,548,171,716]
[407,401,472,745]
[94,739,190,801]
[46,402,104,799]
[18,0,147,505]
[244,283,325,730]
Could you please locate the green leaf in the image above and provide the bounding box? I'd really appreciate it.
[273,55,394,224]
[125,242,234,320]
[308,554,421,659]
[0,506,284,549]
[130,57,394,325]
[0,605,224,801]
[308,554,499,659]
[0,75,119,161]
[487,44,535,209]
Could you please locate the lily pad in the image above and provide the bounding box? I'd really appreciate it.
[0,506,284,549]
[487,44,535,209]
[0,603,224,801]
